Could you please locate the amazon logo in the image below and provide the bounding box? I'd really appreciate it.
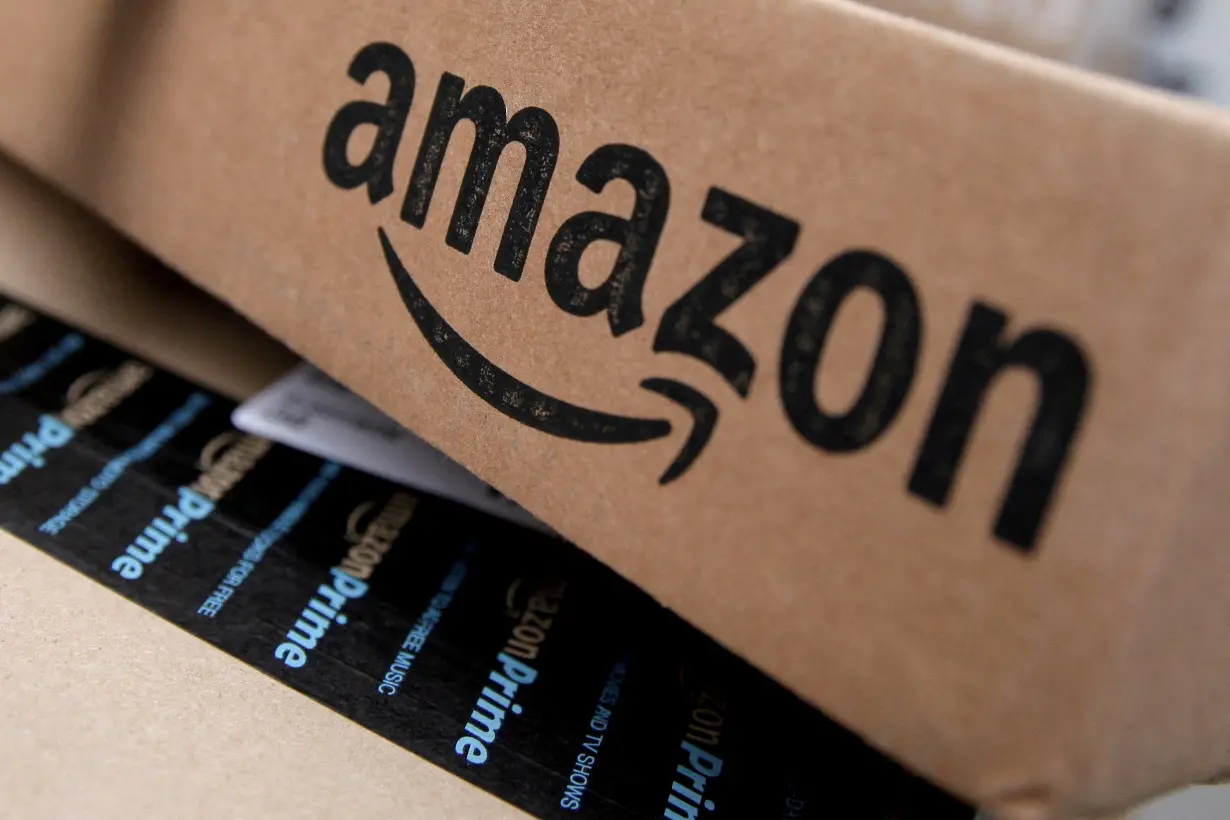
[322,41,1093,553]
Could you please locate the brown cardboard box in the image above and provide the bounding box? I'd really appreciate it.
[0,2,1226,818]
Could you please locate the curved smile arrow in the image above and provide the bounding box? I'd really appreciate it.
[378,227,717,483]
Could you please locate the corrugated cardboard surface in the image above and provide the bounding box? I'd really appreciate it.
[0,3,1227,817]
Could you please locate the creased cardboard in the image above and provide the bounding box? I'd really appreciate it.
[0,158,296,400]
[0,2,1226,818]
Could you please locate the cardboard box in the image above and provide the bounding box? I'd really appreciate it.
[0,2,1226,818]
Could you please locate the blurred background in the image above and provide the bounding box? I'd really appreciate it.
[862,0,1230,107]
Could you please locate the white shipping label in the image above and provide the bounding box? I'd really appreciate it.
[232,363,550,533]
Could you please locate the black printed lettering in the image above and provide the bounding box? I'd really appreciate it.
[780,251,921,452]
[654,188,799,397]
[322,42,416,204]
[325,41,1099,552]
[401,72,559,281]
[908,302,1091,552]
[545,144,670,336]
[640,378,718,485]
